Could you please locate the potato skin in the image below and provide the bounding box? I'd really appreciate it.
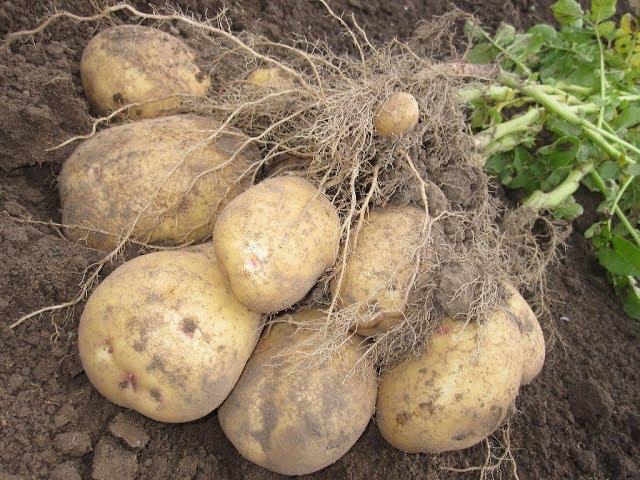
[373,92,420,138]
[505,284,545,385]
[332,206,426,336]
[81,25,209,118]
[377,313,523,454]
[213,176,341,313]
[218,311,377,475]
[59,114,260,251]
[246,67,294,89]
[78,246,261,423]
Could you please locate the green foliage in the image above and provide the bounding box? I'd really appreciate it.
[467,0,640,320]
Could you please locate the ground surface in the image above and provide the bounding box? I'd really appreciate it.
[1,1,639,479]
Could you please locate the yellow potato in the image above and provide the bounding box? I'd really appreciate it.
[373,92,420,138]
[59,114,260,251]
[78,245,261,423]
[332,206,426,336]
[219,311,377,475]
[377,313,523,453]
[246,67,294,89]
[504,284,545,385]
[81,25,210,118]
[213,176,341,313]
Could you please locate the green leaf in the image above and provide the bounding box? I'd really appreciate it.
[590,0,617,23]
[598,249,640,275]
[495,23,517,46]
[626,163,640,176]
[553,195,584,220]
[545,116,582,137]
[551,0,584,27]
[611,105,640,131]
[537,136,580,169]
[612,235,640,268]
[467,43,499,64]
[599,160,621,180]
[622,288,640,320]
[598,235,640,276]
[464,20,485,41]
[528,24,558,41]
[596,20,616,36]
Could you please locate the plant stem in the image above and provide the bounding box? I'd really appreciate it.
[522,161,594,210]
[498,72,639,164]
[593,20,607,129]
[458,85,514,103]
[589,170,640,248]
[473,107,542,151]
[477,28,531,76]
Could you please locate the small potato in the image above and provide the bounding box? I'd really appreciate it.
[377,312,523,454]
[213,176,341,313]
[81,25,210,118]
[219,311,377,475]
[332,206,426,336]
[78,246,261,423]
[59,114,260,251]
[504,284,545,385]
[246,67,294,89]
[373,92,420,138]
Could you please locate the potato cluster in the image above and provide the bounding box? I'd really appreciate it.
[58,25,546,476]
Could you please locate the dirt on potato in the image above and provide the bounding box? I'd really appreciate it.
[1,1,639,480]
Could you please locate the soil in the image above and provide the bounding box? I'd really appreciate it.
[1,1,639,479]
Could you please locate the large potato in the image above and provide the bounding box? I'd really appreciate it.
[213,176,341,313]
[332,206,425,336]
[377,312,523,454]
[81,25,209,118]
[59,114,260,251]
[218,311,377,475]
[505,284,545,385]
[78,245,261,423]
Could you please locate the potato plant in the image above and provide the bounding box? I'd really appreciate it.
[465,0,640,319]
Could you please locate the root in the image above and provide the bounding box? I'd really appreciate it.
[441,419,520,480]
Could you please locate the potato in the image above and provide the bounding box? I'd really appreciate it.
[376,312,523,454]
[59,114,260,251]
[213,176,341,313]
[505,284,545,385]
[218,311,377,475]
[81,25,209,118]
[332,206,425,336]
[78,245,261,423]
[373,92,420,138]
[246,67,294,89]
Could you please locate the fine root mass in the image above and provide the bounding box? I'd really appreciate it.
[6,2,563,368]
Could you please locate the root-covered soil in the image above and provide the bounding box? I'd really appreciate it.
[1,1,639,479]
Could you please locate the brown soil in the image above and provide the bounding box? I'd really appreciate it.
[1,1,639,479]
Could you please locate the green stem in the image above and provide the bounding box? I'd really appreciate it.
[610,175,635,217]
[498,72,639,164]
[593,21,607,129]
[589,170,640,248]
[478,28,531,76]
[474,107,542,151]
[458,85,514,103]
[523,161,594,210]
[554,82,593,96]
